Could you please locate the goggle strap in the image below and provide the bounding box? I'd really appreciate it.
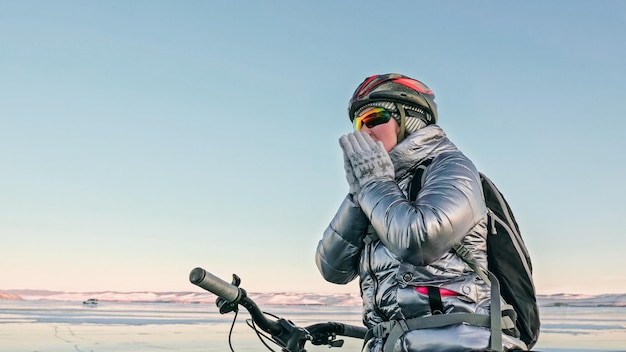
[396,102,406,143]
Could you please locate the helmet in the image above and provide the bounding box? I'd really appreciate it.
[348,73,438,124]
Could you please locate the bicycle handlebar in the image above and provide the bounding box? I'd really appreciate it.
[189,267,367,351]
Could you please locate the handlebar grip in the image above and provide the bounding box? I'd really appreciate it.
[341,324,368,339]
[189,267,241,302]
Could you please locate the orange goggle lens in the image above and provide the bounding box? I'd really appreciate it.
[353,107,392,131]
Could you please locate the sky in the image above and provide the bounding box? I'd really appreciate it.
[1,1,625,296]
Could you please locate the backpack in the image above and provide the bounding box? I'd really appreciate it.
[409,159,540,349]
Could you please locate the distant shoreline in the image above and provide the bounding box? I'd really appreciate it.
[1,290,625,307]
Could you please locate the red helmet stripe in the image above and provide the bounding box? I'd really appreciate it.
[393,77,433,94]
[356,75,380,99]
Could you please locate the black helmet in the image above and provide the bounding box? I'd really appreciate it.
[348,73,438,124]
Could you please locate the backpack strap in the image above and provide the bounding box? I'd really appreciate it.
[408,158,433,202]
[374,313,491,346]
[426,286,444,315]
[403,162,517,351]
[372,305,513,352]
[453,243,515,351]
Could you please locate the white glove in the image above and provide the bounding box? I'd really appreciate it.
[339,131,394,190]
[342,148,360,196]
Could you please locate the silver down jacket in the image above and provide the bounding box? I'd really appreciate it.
[316,126,527,351]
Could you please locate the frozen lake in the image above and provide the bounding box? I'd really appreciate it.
[0,300,624,351]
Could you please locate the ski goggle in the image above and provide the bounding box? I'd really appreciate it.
[352,107,392,131]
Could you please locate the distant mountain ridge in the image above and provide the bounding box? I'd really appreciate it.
[0,289,362,306]
[2,289,625,307]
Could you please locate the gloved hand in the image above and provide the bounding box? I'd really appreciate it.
[342,148,360,197]
[339,131,394,191]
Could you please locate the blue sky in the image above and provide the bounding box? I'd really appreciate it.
[1,1,625,295]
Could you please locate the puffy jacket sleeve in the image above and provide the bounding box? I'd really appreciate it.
[315,194,369,284]
[357,152,486,266]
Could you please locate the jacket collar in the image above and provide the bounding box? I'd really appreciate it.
[389,125,457,180]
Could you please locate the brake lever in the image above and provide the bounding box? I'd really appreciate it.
[330,339,345,347]
[310,331,344,347]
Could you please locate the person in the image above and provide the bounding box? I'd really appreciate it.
[315,73,527,351]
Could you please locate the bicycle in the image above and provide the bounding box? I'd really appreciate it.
[189,267,367,352]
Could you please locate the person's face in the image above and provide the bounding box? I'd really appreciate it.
[354,108,399,152]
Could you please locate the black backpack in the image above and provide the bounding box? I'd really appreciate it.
[409,159,540,349]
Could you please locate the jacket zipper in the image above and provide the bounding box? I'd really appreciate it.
[365,237,388,321]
